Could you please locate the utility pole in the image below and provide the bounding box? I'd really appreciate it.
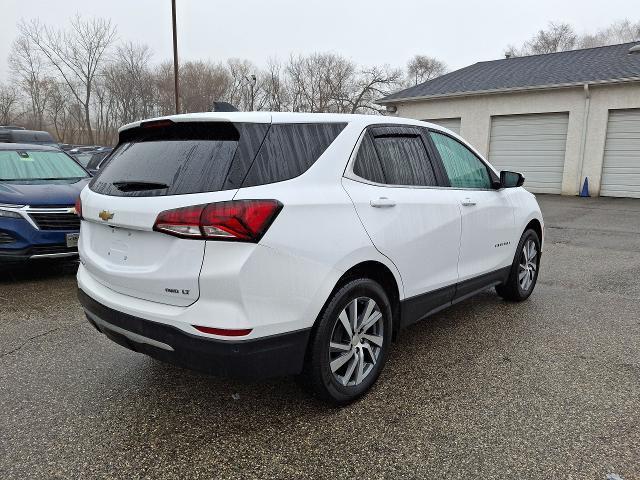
[171,0,180,114]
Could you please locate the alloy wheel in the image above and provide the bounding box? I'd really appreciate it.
[518,239,538,292]
[328,297,384,387]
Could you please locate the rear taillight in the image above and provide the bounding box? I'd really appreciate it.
[74,197,82,219]
[153,199,282,242]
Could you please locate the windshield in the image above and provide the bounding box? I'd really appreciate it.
[0,150,89,181]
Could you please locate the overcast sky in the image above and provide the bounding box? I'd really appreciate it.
[0,0,635,81]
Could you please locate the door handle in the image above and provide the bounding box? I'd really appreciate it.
[370,197,396,208]
[461,198,476,207]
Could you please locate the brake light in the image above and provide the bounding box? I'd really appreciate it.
[153,200,282,242]
[74,197,82,218]
[193,325,252,337]
[140,119,174,129]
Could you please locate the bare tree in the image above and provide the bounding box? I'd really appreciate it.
[19,15,117,144]
[8,35,53,129]
[180,60,230,113]
[154,61,177,116]
[258,58,289,112]
[531,22,577,53]
[506,22,577,56]
[506,19,640,58]
[578,19,640,48]
[286,53,355,113]
[46,82,74,142]
[406,55,447,86]
[226,58,259,111]
[346,66,403,114]
[0,84,19,125]
[104,42,156,124]
[93,77,117,145]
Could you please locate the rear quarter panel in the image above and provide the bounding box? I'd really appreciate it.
[231,137,405,334]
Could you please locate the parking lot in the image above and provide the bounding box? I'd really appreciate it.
[1,194,639,479]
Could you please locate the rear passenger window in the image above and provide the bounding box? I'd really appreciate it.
[352,133,385,184]
[430,131,491,189]
[372,134,437,186]
[241,123,346,187]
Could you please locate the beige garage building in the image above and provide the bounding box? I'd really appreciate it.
[379,42,640,197]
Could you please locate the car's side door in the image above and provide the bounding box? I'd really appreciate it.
[342,126,462,321]
[427,129,516,295]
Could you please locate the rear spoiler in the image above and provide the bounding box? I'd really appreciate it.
[211,102,238,112]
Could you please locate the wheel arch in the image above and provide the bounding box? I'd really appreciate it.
[325,260,403,340]
[525,218,543,249]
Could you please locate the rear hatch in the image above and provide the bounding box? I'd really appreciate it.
[79,118,270,306]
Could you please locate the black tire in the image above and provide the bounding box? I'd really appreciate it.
[496,228,541,301]
[305,278,393,406]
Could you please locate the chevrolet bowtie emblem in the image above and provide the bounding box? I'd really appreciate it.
[98,210,114,221]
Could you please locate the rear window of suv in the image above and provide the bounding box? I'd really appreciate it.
[90,121,345,197]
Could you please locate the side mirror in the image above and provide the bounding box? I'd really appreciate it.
[500,170,525,188]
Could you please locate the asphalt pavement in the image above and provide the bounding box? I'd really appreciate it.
[1,194,639,479]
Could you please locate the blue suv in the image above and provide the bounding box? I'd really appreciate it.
[0,143,90,262]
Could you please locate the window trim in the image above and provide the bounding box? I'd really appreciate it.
[343,125,448,189]
[426,128,501,191]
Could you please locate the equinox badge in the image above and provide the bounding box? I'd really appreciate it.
[98,210,114,221]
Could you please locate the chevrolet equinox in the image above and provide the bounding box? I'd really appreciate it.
[77,112,543,404]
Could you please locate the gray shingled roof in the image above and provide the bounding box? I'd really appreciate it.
[379,42,640,103]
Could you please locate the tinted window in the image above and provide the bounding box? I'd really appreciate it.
[352,133,385,184]
[86,152,109,170]
[430,131,491,189]
[74,152,94,168]
[241,123,346,187]
[371,134,436,186]
[0,150,88,181]
[90,122,268,197]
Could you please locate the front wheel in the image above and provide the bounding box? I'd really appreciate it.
[496,228,541,301]
[306,278,392,405]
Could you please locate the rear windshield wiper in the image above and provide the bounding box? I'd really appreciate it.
[112,180,170,192]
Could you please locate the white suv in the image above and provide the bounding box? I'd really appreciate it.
[77,112,543,404]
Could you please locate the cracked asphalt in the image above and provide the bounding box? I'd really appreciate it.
[1,195,639,479]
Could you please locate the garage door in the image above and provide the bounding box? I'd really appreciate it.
[424,117,461,135]
[600,109,640,198]
[488,113,569,194]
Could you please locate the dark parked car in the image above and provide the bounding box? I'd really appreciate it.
[72,151,97,169]
[69,146,112,172]
[68,146,98,155]
[0,128,58,147]
[85,148,113,173]
[0,143,90,262]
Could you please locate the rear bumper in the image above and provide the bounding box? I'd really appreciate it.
[78,288,311,379]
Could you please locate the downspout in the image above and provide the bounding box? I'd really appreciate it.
[576,83,591,193]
